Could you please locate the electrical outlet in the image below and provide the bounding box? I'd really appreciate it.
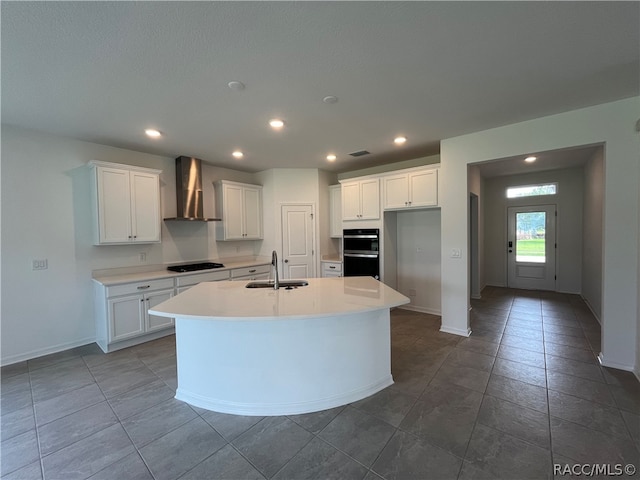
[409,289,417,297]
[139,253,147,262]
[32,259,48,270]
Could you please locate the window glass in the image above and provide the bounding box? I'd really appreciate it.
[515,212,546,263]
[507,184,557,198]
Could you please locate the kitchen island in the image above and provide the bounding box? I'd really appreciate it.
[149,276,409,416]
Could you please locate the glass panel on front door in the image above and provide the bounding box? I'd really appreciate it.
[515,211,546,263]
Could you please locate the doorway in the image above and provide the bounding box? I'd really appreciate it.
[280,204,315,279]
[507,204,556,290]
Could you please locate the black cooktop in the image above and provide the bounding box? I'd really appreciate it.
[167,262,225,273]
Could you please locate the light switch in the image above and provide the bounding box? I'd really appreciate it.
[450,248,461,258]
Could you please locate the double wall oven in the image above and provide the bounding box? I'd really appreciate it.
[343,228,380,279]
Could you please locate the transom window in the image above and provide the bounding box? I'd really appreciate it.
[506,183,557,199]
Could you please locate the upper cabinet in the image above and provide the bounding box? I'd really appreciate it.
[329,185,342,237]
[341,178,380,221]
[90,161,161,245]
[215,180,263,240]
[382,166,439,211]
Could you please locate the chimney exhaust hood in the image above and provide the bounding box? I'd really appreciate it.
[164,156,221,222]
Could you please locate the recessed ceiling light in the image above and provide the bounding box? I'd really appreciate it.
[145,129,162,138]
[326,154,337,162]
[232,151,244,159]
[269,119,284,129]
[394,136,407,145]
[525,156,537,163]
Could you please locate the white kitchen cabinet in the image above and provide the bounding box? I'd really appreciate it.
[94,277,175,352]
[329,185,342,238]
[321,261,343,277]
[175,269,230,294]
[216,181,263,240]
[383,167,438,210]
[230,264,271,281]
[341,178,380,221]
[90,161,161,245]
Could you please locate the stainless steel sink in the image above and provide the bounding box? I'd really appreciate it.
[245,280,309,289]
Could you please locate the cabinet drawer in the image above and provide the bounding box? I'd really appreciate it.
[175,270,230,287]
[230,264,270,279]
[106,278,174,298]
[322,262,343,274]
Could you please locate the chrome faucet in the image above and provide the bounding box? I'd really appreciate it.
[271,250,279,290]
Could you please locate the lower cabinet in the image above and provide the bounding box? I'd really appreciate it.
[322,261,343,277]
[175,270,230,294]
[94,263,272,352]
[95,278,175,353]
[230,264,271,281]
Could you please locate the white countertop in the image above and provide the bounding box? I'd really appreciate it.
[92,256,271,286]
[149,276,409,320]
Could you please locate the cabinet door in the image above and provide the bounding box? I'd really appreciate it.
[360,178,380,220]
[96,167,132,244]
[130,171,161,243]
[145,289,174,332]
[329,186,342,237]
[223,183,244,240]
[108,295,144,342]
[243,187,262,239]
[409,170,438,207]
[341,182,361,221]
[383,174,409,210]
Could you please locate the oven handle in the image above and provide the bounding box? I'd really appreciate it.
[344,253,379,258]
[343,234,378,239]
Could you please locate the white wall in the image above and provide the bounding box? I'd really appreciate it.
[256,168,322,277]
[440,97,640,372]
[0,126,258,365]
[483,167,584,293]
[582,148,604,320]
[396,209,441,314]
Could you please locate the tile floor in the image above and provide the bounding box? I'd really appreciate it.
[2,287,639,480]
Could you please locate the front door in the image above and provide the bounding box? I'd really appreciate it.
[507,205,556,290]
[281,204,315,279]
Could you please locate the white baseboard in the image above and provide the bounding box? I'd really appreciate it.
[597,352,636,373]
[1,336,97,367]
[580,294,602,325]
[440,325,471,337]
[397,305,441,316]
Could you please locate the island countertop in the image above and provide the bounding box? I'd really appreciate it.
[149,276,409,320]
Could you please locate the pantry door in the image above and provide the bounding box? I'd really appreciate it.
[507,205,556,290]
[281,204,315,279]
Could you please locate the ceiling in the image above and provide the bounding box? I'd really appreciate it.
[475,145,602,179]
[2,2,638,173]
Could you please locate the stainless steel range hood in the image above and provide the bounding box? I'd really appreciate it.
[164,156,221,221]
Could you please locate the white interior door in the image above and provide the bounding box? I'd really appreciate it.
[281,204,315,279]
[507,205,556,290]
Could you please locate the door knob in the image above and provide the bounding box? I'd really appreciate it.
[284,259,289,263]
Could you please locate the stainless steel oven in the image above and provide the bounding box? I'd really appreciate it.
[343,228,380,279]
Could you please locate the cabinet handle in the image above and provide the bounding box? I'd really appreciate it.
[137,285,151,290]
[249,269,256,273]
[329,266,336,269]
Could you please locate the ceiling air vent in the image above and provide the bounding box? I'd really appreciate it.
[348,150,371,157]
